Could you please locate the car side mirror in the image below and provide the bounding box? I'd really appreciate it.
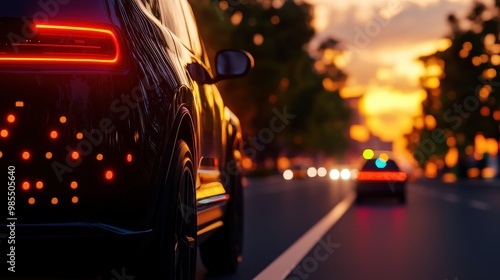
[214,49,254,82]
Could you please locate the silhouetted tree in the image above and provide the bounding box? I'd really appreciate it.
[190,0,352,163]
[409,1,500,177]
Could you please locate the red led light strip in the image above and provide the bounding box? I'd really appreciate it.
[357,171,407,182]
[0,24,120,64]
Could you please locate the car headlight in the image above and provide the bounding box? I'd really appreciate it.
[283,169,294,180]
[340,169,351,180]
[330,169,340,180]
[317,167,327,177]
[307,167,317,178]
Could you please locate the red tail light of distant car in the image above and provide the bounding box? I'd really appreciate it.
[357,171,407,182]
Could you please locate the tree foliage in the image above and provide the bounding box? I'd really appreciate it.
[190,0,352,159]
[408,1,500,176]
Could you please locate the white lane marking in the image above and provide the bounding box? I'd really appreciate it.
[468,200,490,210]
[253,191,356,280]
[441,193,460,203]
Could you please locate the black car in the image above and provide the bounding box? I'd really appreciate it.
[0,0,252,279]
[356,158,407,203]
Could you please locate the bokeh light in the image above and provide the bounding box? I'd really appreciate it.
[375,158,387,169]
[340,169,351,180]
[307,167,317,178]
[379,153,389,162]
[283,169,293,180]
[362,149,374,160]
[330,169,340,180]
[317,167,327,177]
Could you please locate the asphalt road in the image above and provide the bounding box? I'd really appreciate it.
[197,176,500,280]
[4,176,499,279]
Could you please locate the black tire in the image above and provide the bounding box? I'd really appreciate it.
[199,149,244,274]
[143,140,197,280]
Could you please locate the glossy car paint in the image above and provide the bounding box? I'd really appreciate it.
[0,0,246,275]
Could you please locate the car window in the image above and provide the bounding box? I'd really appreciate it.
[158,0,192,52]
[361,159,400,171]
[181,0,203,58]
[139,0,205,63]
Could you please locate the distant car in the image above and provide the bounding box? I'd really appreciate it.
[356,158,407,203]
[0,0,251,279]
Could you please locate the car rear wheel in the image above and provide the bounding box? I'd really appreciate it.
[143,140,197,280]
[200,148,244,274]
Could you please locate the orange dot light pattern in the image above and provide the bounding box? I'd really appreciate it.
[105,170,114,180]
[36,181,44,190]
[0,129,8,138]
[22,182,30,191]
[7,114,15,123]
[22,151,30,160]
[71,151,79,160]
[50,130,59,139]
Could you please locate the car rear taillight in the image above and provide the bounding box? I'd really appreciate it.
[357,171,406,182]
[0,24,120,64]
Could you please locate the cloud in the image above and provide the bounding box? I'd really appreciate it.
[307,0,474,142]
[315,0,470,52]
[309,0,471,87]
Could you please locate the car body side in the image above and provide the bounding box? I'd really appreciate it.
[0,0,245,275]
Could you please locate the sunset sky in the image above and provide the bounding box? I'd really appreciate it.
[305,0,482,149]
